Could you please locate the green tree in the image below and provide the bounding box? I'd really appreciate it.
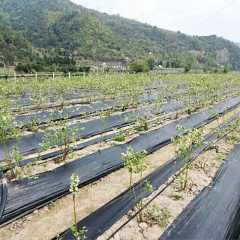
[129,61,150,73]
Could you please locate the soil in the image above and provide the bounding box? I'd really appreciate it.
[0,105,239,240]
[7,106,186,178]
[0,143,176,240]
[98,135,238,240]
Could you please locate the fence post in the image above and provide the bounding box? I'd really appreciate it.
[35,72,38,81]
[14,71,17,82]
[53,72,55,80]
[68,72,71,79]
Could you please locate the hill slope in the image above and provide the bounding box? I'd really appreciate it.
[0,13,37,66]
[0,0,240,70]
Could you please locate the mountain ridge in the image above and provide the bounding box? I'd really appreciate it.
[0,0,240,70]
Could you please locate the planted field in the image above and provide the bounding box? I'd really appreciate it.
[0,73,240,240]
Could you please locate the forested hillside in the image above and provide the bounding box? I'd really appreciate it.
[0,14,37,66]
[0,0,240,71]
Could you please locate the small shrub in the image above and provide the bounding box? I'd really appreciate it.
[0,101,19,142]
[6,146,25,180]
[122,147,147,188]
[25,119,38,132]
[172,128,203,190]
[135,117,148,132]
[70,174,87,240]
[41,121,80,162]
[122,147,148,221]
[129,61,150,73]
[112,132,126,142]
[184,64,191,73]
[172,128,203,158]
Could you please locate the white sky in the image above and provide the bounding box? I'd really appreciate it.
[71,0,240,42]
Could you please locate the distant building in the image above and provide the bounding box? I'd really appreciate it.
[92,59,130,72]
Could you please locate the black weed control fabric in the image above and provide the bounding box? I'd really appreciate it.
[0,97,239,226]
[10,82,166,110]
[160,144,240,240]
[0,101,183,161]
[57,115,237,240]
[14,99,117,128]
[11,90,103,109]
[14,90,161,128]
[16,133,116,169]
[0,172,7,219]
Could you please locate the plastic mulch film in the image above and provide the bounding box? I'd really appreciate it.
[0,97,239,226]
[160,144,240,240]
[0,100,183,161]
[55,114,240,240]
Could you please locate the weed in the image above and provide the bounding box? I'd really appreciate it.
[169,192,184,201]
[143,204,171,228]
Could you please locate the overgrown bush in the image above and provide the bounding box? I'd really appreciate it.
[0,101,19,142]
[129,61,150,73]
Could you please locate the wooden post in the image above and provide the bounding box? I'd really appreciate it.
[14,71,17,82]
[68,72,71,79]
[35,72,38,81]
[53,72,55,80]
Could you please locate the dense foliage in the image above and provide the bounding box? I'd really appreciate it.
[0,0,240,70]
[0,15,36,65]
